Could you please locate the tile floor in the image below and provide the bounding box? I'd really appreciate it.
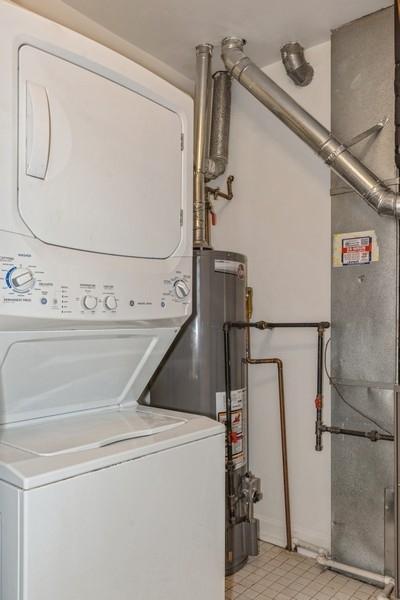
[225,542,381,600]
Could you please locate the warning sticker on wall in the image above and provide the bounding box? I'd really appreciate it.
[332,230,379,267]
[216,388,246,470]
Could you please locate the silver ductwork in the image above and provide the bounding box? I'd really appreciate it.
[281,42,314,87]
[221,37,400,218]
[207,71,232,180]
[194,43,213,248]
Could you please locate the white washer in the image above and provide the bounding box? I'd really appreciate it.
[0,2,225,599]
[0,406,225,600]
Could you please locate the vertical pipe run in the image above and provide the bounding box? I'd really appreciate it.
[246,355,293,552]
[395,0,400,169]
[194,43,213,248]
[315,327,325,451]
[223,324,236,522]
[207,71,232,179]
[396,388,400,598]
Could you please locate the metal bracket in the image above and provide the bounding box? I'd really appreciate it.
[325,117,388,166]
[345,117,389,149]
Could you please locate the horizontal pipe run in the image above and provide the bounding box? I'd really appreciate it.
[225,320,330,331]
[322,425,394,442]
[221,37,400,218]
[317,555,394,587]
[267,322,330,330]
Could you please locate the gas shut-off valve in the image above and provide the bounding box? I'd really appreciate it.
[242,471,263,508]
[241,472,263,515]
[241,472,262,556]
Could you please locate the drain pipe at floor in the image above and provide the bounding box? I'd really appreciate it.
[317,555,395,598]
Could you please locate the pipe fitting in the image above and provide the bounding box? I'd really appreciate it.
[221,35,400,219]
[281,42,314,87]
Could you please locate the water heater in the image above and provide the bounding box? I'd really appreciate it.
[150,248,260,574]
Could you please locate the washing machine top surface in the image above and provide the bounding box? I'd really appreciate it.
[0,406,186,456]
[0,405,224,490]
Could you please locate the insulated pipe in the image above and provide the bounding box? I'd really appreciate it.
[207,71,232,179]
[221,37,400,218]
[194,43,213,248]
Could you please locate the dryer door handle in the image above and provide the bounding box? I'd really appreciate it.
[26,81,50,179]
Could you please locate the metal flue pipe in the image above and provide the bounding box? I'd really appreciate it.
[281,42,314,87]
[194,43,213,248]
[207,71,232,180]
[221,37,400,218]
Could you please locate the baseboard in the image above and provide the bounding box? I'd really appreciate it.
[257,514,331,554]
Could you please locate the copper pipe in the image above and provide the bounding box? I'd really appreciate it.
[245,355,293,552]
[244,288,293,551]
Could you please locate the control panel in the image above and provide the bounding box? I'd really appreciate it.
[0,232,192,324]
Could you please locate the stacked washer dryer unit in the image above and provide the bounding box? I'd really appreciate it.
[0,3,225,600]
[150,44,262,575]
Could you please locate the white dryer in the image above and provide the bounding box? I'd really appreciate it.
[0,2,225,599]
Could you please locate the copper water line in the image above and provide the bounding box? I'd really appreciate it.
[244,288,293,552]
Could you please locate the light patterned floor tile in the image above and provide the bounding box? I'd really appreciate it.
[225,542,381,600]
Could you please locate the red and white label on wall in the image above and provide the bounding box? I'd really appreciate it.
[333,230,379,267]
[216,388,246,470]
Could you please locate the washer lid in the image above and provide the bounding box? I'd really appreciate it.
[0,407,186,456]
[0,407,224,489]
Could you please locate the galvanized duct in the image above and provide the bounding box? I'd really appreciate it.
[221,37,400,218]
[193,43,213,248]
[281,42,314,87]
[207,71,232,180]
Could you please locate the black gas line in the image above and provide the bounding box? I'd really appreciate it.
[223,318,393,492]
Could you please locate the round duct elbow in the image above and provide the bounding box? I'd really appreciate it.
[281,42,314,87]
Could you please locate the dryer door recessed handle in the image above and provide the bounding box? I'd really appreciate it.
[26,81,50,179]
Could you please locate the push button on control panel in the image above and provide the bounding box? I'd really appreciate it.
[82,295,97,310]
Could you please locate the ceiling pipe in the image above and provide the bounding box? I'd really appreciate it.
[221,37,400,218]
[207,70,232,180]
[193,43,213,248]
[280,42,314,87]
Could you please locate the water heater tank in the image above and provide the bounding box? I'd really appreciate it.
[149,248,256,574]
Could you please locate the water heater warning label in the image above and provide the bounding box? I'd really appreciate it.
[216,388,246,470]
[333,230,379,267]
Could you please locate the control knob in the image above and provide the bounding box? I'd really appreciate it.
[104,295,117,311]
[9,268,35,293]
[174,279,190,299]
[82,295,97,310]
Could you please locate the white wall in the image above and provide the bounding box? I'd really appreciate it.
[212,41,332,551]
[12,0,194,94]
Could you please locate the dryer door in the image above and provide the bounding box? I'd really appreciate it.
[18,45,183,259]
